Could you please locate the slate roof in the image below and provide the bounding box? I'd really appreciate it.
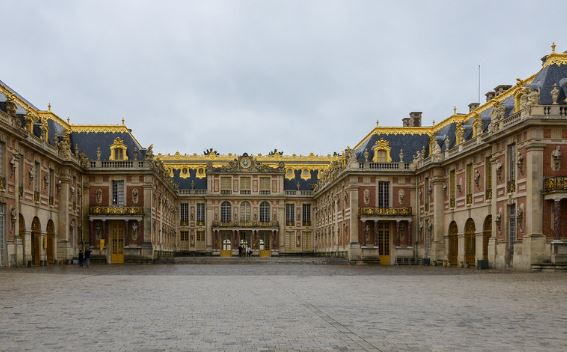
[355,132,431,162]
[530,63,567,104]
[283,170,319,191]
[70,130,145,160]
[172,169,208,190]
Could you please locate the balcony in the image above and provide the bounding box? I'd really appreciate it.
[240,190,251,195]
[544,176,567,193]
[220,190,232,195]
[259,190,271,195]
[89,206,144,216]
[179,189,207,195]
[212,220,279,228]
[89,160,147,169]
[285,190,313,196]
[358,162,411,171]
[359,207,412,217]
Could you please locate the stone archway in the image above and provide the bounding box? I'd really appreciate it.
[464,218,476,267]
[31,217,41,266]
[46,220,55,264]
[448,221,458,266]
[482,215,492,261]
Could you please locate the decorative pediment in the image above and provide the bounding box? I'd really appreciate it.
[372,139,392,163]
[208,154,284,174]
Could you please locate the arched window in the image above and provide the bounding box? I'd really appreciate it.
[259,201,270,223]
[240,201,251,222]
[220,201,231,223]
[376,150,387,163]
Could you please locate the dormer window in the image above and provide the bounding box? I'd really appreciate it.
[109,137,128,161]
[372,139,392,163]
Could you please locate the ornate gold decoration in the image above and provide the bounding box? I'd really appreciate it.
[455,120,464,145]
[109,137,128,161]
[543,43,567,67]
[359,207,412,216]
[372,138,392,163]
[71,125,130,133]
[544,176,567,193]
[471,113,480,138]
[212,220,279,228]
[89,206,144,215]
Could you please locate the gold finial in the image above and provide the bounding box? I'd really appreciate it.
[121,117,125,125]
[551,42,556,53]
[47,102,51,112]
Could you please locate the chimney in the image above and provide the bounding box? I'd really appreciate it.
[402,117,410,127]
[409,112,422,127]
[494,85,512,96]
[468,102,480,112]
[485,91,496,102]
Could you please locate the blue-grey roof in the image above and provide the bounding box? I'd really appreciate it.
[71,131,144,160]
[356,133,430,162]
[530,63,567,104]
[173,169,207,190]
[283,169,318,191]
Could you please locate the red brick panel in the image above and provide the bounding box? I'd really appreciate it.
[89,186,109,206]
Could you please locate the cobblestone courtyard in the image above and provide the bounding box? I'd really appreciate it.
[0,264,566,352]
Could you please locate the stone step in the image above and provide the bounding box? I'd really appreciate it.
[531,263,567,272]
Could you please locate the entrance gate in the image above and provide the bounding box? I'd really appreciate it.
[377,222,390,265]
[464,219,476,267]
[448,221,458,266]
[31,217,41,266]
[110,221,124,264]
[46,220,55,264]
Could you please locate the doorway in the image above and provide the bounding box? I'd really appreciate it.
[110,221,124,264]
[46,220,55,264]
[31,217,41,266]
[377,222,390,265]
[448,221,458,266]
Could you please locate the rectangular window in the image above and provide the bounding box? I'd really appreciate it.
[0,204,4,266]
[220,177,232,194]
[302,204,311,226]
[0,142,5,177]
[48,169,54,205]
[378,181,390,208]
[196,203,205,223]
[286,204,295,226]
[507,144,516,182]
[449,169,456,207]
[485,157,492,199]
[34,162,40,192]
[508,204,516,245]
[180,230,189,241]
[259,177,271,194]
[466,163,472,204]
[424,177,429,211]
[180,203,189,225]
[112,180,125,206]
[240,177,251,194]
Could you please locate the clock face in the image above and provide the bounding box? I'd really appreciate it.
[240,157,251,169]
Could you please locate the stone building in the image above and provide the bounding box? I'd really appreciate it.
[0,45,566,269]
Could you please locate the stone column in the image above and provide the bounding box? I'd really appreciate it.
[57,168,70,259]
[206,201,213,250]
[522,142,546,268]
[430,167,445,263]
[348,186,361,261]
[488,153,499,266]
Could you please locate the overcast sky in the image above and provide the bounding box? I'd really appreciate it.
[2,0,566,155]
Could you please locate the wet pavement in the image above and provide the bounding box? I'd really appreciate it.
[0,264,566,351]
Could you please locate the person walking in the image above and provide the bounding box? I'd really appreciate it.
[85,247,92,268]
[78,249,84,267]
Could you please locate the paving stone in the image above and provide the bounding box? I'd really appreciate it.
[0,265,566,351]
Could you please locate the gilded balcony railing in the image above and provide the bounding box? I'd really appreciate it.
[89,206,144,215]
[359,207,412,216]
[544,176,567,193]
[212,220,279,228]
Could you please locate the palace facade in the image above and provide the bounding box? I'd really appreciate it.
[1,45,567,270]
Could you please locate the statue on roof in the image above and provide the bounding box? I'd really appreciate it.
[527,88,540,107]
[145,144,154,160]
[551,83,560,105]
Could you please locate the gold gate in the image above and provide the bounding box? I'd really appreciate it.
[110,221,124,264]
[377,222,390,265]
[448,222,458,266]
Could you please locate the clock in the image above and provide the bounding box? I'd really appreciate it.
[240,157,251,169]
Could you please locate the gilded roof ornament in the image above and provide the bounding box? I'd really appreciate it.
[543,43,567,67]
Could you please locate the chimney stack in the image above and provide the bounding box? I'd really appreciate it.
[494,85,512,96]
[485,91,496,101]
[468,102,480,112]
[409,112,422,127]
[402,117,410,127]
